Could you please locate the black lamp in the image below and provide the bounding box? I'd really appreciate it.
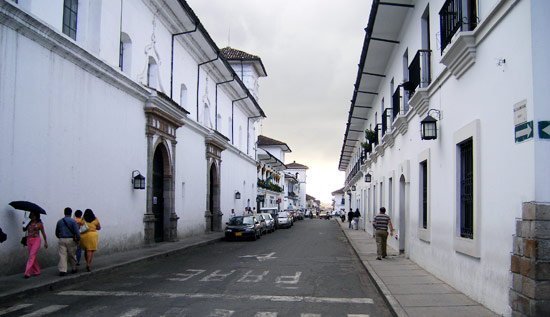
[351,185,356,191]
[235,191,241,199]
[346,189,351,195]
[420,109,441,140]
[132,170,146,190]
[365,173,372,183]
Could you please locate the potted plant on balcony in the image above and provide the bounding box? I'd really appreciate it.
[365,129,377,144]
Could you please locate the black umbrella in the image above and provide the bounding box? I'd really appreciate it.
[9,201,47,215]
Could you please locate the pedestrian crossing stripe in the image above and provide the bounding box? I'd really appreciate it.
[0,303,370,317]
[58,290,374,304]
[0,304,33,315]
[19,305,67,317]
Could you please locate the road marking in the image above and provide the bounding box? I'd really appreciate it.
[169,269,205,281]
[0,304,33,315]
[200,270,236,282]
[58,290,374,304]
[208,309,234,316]
[301,314,321,317]
[276,272,301,285]
[347,315,370,317]
[239,252,277,261]
[255,313,277,317]
[237,270,269,283]
[119,308,146,317]
[19,305,67,317]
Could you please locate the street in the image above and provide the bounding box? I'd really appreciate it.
[1,219,392,316]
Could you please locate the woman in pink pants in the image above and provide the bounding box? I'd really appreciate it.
[23,211,48,278]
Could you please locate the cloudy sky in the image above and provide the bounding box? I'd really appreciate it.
[187,0,373,204]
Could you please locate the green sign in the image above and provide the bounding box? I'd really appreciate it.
[515,121,533,143]
[539,121,550,139]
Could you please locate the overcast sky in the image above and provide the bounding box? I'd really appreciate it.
[187,0,373,204]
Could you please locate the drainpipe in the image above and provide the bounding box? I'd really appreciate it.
[215,76,235,130]
[247,115,263,155]
[170,25,198,99]
[197,56,219,121]
[231,96,249,145]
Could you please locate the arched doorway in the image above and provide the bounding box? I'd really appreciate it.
[208,163,220,231]
[153,144,168,242]
[399,175,407,254]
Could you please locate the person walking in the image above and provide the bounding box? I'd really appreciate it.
[23,211,48,278]
[347,209,354,229]
[80,209,101,272]
[73,210,83,266]
[354,208,361,230]
[230,209,236,218]
[55,208,79,276]
[372,207,394,260]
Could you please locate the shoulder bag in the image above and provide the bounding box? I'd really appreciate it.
[79,220,89,234]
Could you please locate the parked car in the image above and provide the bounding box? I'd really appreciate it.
[225,216,261,241]
[277,211,293,229]
[259,213,275,233]
[260,207,280,229]
[257,214,267,235]
[296,210,304,220]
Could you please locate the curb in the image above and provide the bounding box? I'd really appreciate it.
[338,222,403,317]
[0,236,224,304]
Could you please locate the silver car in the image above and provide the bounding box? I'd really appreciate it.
[259,213,275,233]
[277,211,292,229]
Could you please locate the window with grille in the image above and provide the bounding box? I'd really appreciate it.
[420,161,428,229]
[62,0,78,40]
[459,139,473,239]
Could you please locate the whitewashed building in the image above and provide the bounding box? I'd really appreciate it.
[0,0,266,275]
[285,161,308,211]
[331,187,346,212]
[338,0,549,315]
[256,135,290,211]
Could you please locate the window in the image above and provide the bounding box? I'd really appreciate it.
[420,161,428,229]
[147,57,158,89]
[388,177,393,218]
[459,139,473,238]
[62,0,78,40]
[439,0,477,53]
[180,84,188,109]
[418,148,430,242]
[453,119,479,257]
[119,33,132,74]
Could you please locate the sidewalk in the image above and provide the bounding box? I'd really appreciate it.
[0,232,224,305]
[338,220,498,317]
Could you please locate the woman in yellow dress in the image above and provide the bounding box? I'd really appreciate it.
[80,209,101,272]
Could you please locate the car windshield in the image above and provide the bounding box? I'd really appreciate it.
[228,216,254,225]
[278,212,287,218]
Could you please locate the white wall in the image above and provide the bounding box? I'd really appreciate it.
[344,1,541,314]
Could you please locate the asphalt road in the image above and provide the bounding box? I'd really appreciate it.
[1,219,392,316]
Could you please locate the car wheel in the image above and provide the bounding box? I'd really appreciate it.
[252,232,257,241]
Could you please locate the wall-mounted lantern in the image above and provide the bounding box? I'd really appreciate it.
[351,185,356,191]
[365,173,372,183]
[420,109,441,140]
[346,189,352,195]
[235,191,241,199]
[132,170,146,190]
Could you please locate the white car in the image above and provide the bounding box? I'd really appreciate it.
[277,211,292,228]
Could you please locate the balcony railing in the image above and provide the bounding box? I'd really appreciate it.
[382,108,391,137]
[345,160,361,186]
[392,87,400,118]
[439,0,478,53]
[404,49,431,97]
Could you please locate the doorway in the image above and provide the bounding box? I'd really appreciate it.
[153,145,167,242]
[207,163,221,231]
